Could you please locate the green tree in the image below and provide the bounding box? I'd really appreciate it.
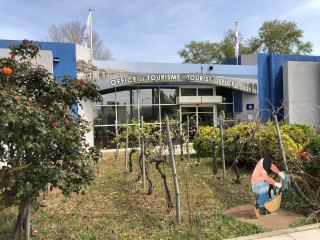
[257,19,312,55]
[0,40,102,239]
[216,29,253,63]
[178,19,313,63]
[177,30,254,64]
[177,40,220,64]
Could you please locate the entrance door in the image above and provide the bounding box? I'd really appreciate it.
[180,105,216,129]
[198,106,214,126]
[181,106,197,128]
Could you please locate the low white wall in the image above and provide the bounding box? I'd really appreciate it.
[0,49,53,73]
[78,100,94,147]
[283,61,320,126]
[75,44,94,146]
[76,44,91,62]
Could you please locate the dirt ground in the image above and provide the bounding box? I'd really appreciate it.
[224,201,303,230]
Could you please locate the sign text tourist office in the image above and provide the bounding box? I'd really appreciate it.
[110,73,237,88]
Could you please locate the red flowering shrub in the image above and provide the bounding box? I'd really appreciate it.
[2,67,12,75]
[0,40,102,238]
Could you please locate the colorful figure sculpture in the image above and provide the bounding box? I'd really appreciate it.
[251,156,286,218]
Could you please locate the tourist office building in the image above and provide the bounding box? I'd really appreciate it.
[1,40,320,149]
[90,61,257,148]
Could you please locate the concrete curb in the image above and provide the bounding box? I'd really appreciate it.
[226,223,320,240]
[101,144,196,154]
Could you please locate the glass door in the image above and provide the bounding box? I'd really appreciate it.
[181,105,215,128]
[198,106,214,126]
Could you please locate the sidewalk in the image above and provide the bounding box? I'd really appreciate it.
[227,223,320,240]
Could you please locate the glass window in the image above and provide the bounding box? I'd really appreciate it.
[94,126,117,149]
[117,106,138,124]
[95,89,115,105]
[181,107,197,124]
[161,105,179,120]
[181,107,196,114]
[93,106,116,125]
[198,88,213,96]
[139,87,158,104]
[102,91,116,105]
[198,107,213,113]
[198,107,214,126]
[116,87,138,105]
[216,87,233,103]
[140,105,159,123]
[160,88,178,104]
[181,88,196,96]
[217,104,233,118]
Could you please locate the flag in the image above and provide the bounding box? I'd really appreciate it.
[235,28,239,58]
[81,14,90,47]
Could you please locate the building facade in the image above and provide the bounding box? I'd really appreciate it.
[87,61,258,148]
[1,39,320,149]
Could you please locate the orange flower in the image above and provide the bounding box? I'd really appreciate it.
[3,67,12,75]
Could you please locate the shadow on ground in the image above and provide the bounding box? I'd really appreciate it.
[224,202,302,230]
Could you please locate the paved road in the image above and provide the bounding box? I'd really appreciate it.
[227,223,320,240]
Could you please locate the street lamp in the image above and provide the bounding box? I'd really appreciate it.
[141,97,150,104]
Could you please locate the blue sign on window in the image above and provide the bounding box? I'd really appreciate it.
[247,104,254,110]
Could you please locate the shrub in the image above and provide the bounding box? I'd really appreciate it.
[221,121,300,170]
[193,126,220,157]
[280,123,313,152]
[0,40,102,238]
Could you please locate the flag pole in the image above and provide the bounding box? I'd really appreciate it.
[89,9,93,61]
[235,22,238,65]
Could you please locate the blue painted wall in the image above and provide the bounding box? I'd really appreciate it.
[223,53,320,121]
[259,53,320,121]
[0,39,77,79]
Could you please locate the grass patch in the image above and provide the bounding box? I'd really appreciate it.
[289,218,314,228]
[1,152,302,239]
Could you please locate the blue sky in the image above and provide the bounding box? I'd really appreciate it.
[1,0,320,62]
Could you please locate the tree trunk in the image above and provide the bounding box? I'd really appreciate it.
[155,161,173,212]
[12,202,29,240]
[232,158,241,184]
[180,137,184,162]
[145,161,153,195]
[129,148,136,173]
[232,152,241,184]
[212,142,218,175]
[197,140,202,166]
[135,153,142,182]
